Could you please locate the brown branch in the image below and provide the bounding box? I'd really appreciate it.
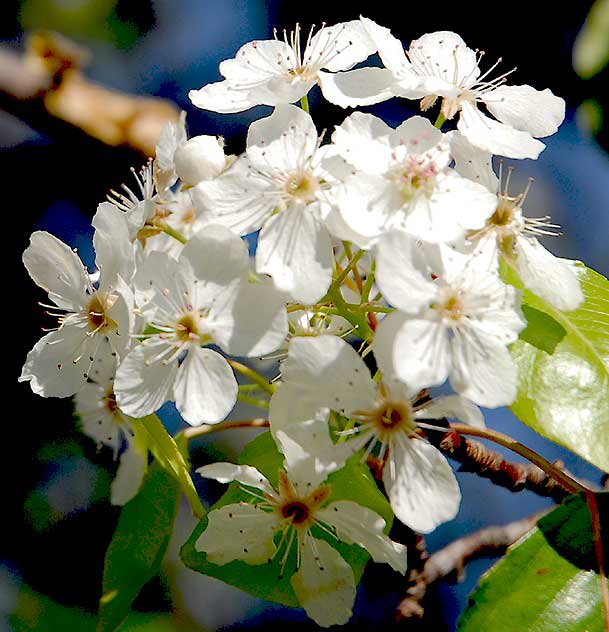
[0,31,179,156]
[396,509,550,621]
[437,430,571,502]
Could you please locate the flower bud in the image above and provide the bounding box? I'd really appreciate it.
[174,135,226,185]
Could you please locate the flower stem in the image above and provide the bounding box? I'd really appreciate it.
[433,112,446,129]
[342,241,364,293]
[448,423,589,494]
[227,359,276,395]
[183,418,269,440]
[160,223,187,244]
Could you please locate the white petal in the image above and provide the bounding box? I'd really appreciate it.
[110,444,147,505]
[331,112,393,174]
[409,31,479,91]
[383,437,460,533]
[20,324,101,397]
[23,231,88,311]
[174,135,226,185]
[280,335,376,415]
[483,85,565,138]
[275,414,353,491]
[154,111,187,192]
[360,17,410,77]
[180,224,249,298]
[318,501,407,573]
[392,115,445,154]
[92,202,135,288]
[318,67,395,108]
[307,20,375,72]
[256,205,333,304]
[514,237,583,311]
[173,347,237,425]
[377,314,451,390]
[209,282,288,357]
[197,462,276,497]
[195,503,279,565]
[191,157,276,236]
[415,395,484,428]
[458,101,545,160]
[114,339,179,418]
[447,130,499,193]
[189,80,260,114]
[291,534,355,627]
[375,232,438,313]
[269,382,322,431]
[247,105,318,174]
[449,336,517,408]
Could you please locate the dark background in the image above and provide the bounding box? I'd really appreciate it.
[2,1,608,630]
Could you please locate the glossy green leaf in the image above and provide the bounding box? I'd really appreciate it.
[180,431,394,607]
[508,262,609,472]
[458,493,608,632]
[131,415,204,517]
[97,461,181,632]
[519,305,566,354]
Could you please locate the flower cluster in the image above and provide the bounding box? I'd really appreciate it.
[21,16,581,627]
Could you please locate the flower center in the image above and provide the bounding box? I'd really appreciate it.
[280,501,310,524]
[176,312,201,343]
[390,158,437,202]
[436,289,466,322]
[86,294,117,332]
[371,400,416,437]
[284,171,319,204]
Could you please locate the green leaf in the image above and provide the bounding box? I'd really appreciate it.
[131,415,204,517]
[97,461,181,632]
[508,262,609,472]
[519,305,566,354]
[458,493,608,632]
[574,0,609,79]
[180,431,393,607]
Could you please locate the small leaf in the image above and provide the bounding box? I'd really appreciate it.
[458,493,608,632]
[507,262,609,472]
[519,304,566,354]
[97,461,181,632]
[573,0,609,79]
[180,431,394,607]
[131,415,204,517]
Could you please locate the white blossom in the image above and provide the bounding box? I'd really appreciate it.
[330,112,496,247]
[193,105,336,303]
[449,131,583,311]
[20,203,135,398]
[114,225,287,425]
[195,417,406,627]
[342,19,565,159]
[189,21,376,113]
[271,335,484,532]
[374,232,526,407]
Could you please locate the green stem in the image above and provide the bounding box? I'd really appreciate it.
[237,393,270,409]
[328,286,372,339]
[433,112,446,129]
[299,95,310,113]
[329,249,365,294]
[228,359,276,395]
[342,241,363,293]
[360,260,376,303]
[161,224,187,244]
[448,423,589,495]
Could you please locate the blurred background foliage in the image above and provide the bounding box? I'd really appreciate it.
[2,1,609,630]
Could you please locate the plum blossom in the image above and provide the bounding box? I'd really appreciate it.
[374,232,526,407]
[189,20,376,113]
[330,112,496,247]
[271,335,484,532]
[20,203,135,398]
[192,105,337,304]
[449,131,583,311]
[195,417,406,627]
[335,19,565,159]
[114,225,287,425]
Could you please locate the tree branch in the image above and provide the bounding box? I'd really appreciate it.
[0,31,179,156]
[396,509,550,621]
